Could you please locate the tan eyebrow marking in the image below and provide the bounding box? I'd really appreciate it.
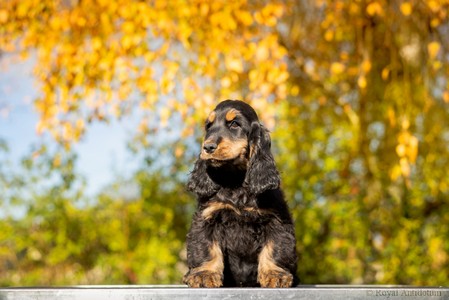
[225,109,240,121]
[207,111,216,123]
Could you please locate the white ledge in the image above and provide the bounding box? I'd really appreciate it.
[0,285,448,300]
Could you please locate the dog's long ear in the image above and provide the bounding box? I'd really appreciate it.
[244,122,280,195]
[187,158,219,198]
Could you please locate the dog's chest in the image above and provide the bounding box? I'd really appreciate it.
[207,207,268,286]
[204,204,271,254]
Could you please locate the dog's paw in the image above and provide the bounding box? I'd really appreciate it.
[258,270,293,288]
[183,270,223,288]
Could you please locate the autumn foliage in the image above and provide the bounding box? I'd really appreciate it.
[1,0,449,285]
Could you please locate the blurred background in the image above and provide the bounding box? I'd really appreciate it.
[1,0,449,286]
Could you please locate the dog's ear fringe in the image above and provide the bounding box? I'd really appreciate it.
[244,122,280,195]
[187,158,219,198]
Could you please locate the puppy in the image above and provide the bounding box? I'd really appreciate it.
[184,100,298,288]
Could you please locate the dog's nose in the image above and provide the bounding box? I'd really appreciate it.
[203,143,217,154]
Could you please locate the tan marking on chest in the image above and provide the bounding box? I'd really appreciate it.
[202,202,241,220]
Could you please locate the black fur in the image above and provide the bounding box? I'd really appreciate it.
[184,100,298,288]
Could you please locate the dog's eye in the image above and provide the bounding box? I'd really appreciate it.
[229,120,240,129]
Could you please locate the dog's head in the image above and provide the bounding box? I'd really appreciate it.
[200,100,256,168]
[187,100,280,198]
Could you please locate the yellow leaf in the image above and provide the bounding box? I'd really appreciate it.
[62,122,73,141]
[276,83,287,99]
[160,107,170,128]
[401,118,410,130]
[319,96,327,106]
[200,3,209,16]
[122,21,135,33]
[429,237,447,269]
[235,10,253,26]
[399,157,410,177]
[254,11,268,26]
[290,85,300,96]
[407,135,418,163]
[361,59,372,73]
[255,46,269,61]
[174,146,184,158]
[122,35,133,50]
[387,107,396,127]
[381,67,390,81]
[221,76,231,88]
[357,75,367,89]
[112,104,122,118]
[428,41,441,60]
[76,16,87,27]
[0,9,9,23]
[427,0,440,12]
[324,30,334,42]
[390,164,402,180]
[396,144,406,157]
[400,3,412,16]
[340,51,349,61]
[366,2,383,16]
[432,60,442,71]
[443,91,449,103]
[92,37,102,50]
[330,62,345,75]
[349,2,361,15]
[430,18,440,28]
[17,2,29,18]
[76,119,85,131]
[53,154,62,168]
[36,121,46,135]
[225,57,244,73]
[249,69,259,83]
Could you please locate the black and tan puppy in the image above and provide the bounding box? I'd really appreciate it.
[184,100,298,288]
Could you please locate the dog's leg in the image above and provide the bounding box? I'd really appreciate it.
[183,241,224,288]
[257,240,295,288]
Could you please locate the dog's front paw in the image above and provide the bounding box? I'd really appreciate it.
[183,270,223,288]
[258,270,293,288]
